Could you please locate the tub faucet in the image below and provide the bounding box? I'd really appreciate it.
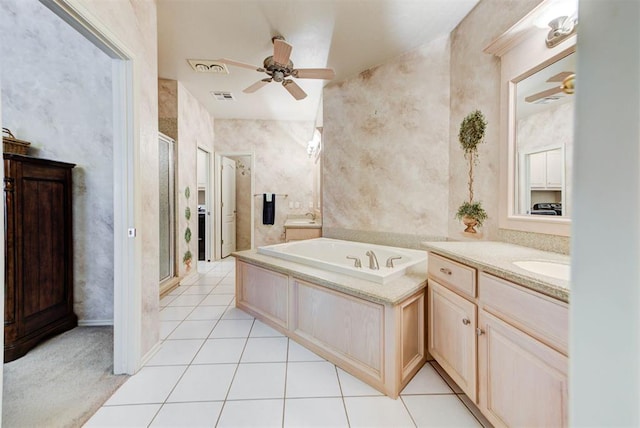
[365,251,379,270]
[386,256,402,268]
[305,212,316,220]
[346,256,362,268]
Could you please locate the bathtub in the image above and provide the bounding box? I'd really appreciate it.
[257,238,427,284]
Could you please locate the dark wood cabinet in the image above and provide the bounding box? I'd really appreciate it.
[4,154,77,362]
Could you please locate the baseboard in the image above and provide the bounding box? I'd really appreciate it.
[78,319,114,327]
[140,341,162,367]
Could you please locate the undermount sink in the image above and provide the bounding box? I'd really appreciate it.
[512,260,570,281]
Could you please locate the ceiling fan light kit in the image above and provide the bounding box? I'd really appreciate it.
[216,36,335,100]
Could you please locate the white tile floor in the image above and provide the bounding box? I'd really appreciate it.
[85,258,487,428]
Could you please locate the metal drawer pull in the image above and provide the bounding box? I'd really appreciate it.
[439,267,452,275]
[462,318,471,325]
[476,328,485,336]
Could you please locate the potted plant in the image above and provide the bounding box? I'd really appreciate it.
[456,110,488,233]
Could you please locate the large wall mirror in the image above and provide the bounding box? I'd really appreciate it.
[485,0,576,237]
[515,52,575,218]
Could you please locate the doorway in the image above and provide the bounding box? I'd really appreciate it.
[197,147,212,262]
[215,153,255,260]
[32,0,137,374]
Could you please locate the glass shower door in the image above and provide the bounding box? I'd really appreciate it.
[159,133,175,284]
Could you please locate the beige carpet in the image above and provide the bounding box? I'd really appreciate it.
[3,326,128,428]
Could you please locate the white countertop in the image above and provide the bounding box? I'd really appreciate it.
[283,218,322,229]
[421,241,570,302]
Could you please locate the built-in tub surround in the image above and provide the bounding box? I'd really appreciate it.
[233,245,427,398]
[258,238,427,284]
[422,240,569,302]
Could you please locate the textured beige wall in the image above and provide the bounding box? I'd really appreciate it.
[448,0,544,239]
[176,82,215,275]
[323,36,451,238]
[215,120,315,247]
[158,79,178,140]
[158,79,215,272]
[73,0,160,357]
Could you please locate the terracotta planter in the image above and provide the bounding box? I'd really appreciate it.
[462,216,478,233]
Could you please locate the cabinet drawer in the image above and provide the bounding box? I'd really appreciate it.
[428,253,476,299]
[479,272,568,355]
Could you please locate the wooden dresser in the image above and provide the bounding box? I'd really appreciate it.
[4,154,77,362]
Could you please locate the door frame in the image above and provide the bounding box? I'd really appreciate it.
[214,152,255,260]
[38,0,139,374]
[197,146,213,262]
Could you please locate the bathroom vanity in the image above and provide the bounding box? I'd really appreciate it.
[283,217,322,242]
[232,246,427,398]
[423,241,569,428]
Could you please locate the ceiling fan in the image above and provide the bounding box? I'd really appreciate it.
[216,36,335,100]
[525,71,575,103]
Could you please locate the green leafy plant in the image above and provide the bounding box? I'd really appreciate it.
[455,201,488,227]
[185,227,192,243]
[183,250,192,264]
[457,110,488,232]
[185,206,191,221]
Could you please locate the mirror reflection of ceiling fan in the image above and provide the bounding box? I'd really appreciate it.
[525,71,575,103]
[216,36,335,101]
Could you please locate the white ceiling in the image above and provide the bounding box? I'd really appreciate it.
[157,0,480,122]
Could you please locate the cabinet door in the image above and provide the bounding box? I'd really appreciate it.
[528,151,547,189]
[478,311,568,428]
[428,280,477,401]
[545,148,563,188]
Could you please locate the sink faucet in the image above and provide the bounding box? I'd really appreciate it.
[386,256,402,268]
[365,250,379,270]
[346,256,362,268]
[305,212,316,220]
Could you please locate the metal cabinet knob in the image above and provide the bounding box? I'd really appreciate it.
[462,318,471,325]
[476,328,485,336]
[439,267,452,275]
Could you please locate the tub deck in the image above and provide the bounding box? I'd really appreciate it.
[232,249,427,305]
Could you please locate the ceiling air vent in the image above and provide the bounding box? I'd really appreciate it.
[187,59,229,74]
[211,91,235,101]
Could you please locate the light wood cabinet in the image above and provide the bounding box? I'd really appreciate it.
[478,310,568,428]
[285,227,321,242]
[427,252,569,428]
[428,279,477,401]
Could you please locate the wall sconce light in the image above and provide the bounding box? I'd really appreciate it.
[307,129,321,158]
[534,0,578,48]
[545,15,577,48]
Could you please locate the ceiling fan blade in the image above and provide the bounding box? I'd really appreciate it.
[216,58,264,72]
[282,79,307,100]
[243,79,272,94]
[525,86,563,103]
[547,71,574,83]
[293,68,336,80]
[273,38,293,66]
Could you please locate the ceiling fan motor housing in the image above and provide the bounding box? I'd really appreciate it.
[263,56,294,82]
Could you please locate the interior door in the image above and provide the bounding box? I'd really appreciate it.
[221,156,236,257]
